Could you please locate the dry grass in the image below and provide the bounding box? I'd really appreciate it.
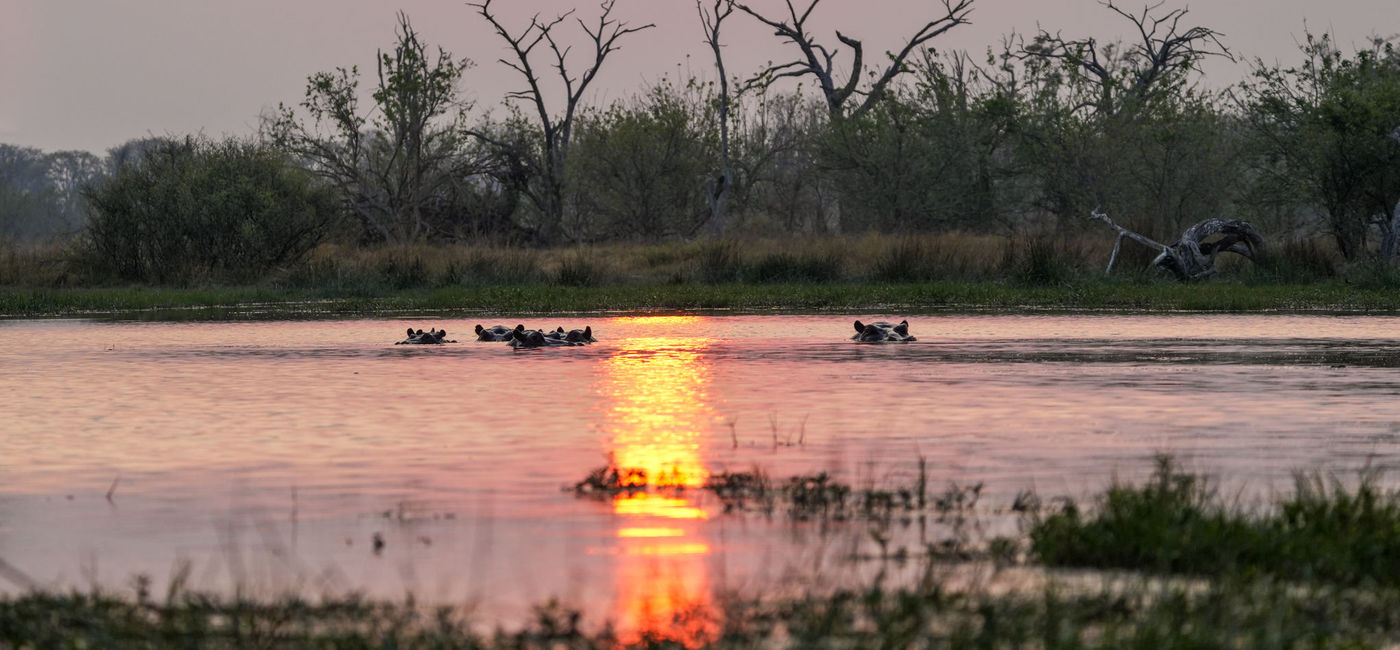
[279,232,1102,289]
[0,229,1370,292]
[0,241,78,286]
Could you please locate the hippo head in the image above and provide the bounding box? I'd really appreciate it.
[852,320,916,342]
[397,326,453,344]
[509,327,550,349]
[476,324,525,342]
[564,326,596,343]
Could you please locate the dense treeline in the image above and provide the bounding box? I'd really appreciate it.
[2,2,1398,286]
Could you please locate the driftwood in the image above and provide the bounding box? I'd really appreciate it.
[1090,209,1263,281]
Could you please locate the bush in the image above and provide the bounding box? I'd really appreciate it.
[80,137,338,284]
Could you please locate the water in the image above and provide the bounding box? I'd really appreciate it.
[3,313,1400,636]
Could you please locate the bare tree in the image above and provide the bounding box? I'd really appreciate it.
[733,0,974,120]
[697,0,735,235]
[467,0,654,244]
[1020,1,1231,116]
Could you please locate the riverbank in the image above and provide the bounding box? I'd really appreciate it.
[1,279,1398,320]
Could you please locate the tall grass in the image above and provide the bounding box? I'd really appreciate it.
[0,230,1372,292]
[1032,456,1400,586]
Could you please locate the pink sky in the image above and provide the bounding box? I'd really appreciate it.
[1,0,1393,153]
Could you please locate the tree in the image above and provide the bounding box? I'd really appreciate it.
[1018,1,1231,118]
[0,144,104,242]
[567,81,718,240]
[268,12,477,244]
[467,0,654,244]
[733,0,974,121]
[1243,34,1400,261]
[82,137,338,284]
[697,0,736,235]
[1008,2,1241,235]
[822,50,1016,233]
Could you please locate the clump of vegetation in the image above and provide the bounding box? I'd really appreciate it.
[79,137,338,285]
[1032,455,1400,587]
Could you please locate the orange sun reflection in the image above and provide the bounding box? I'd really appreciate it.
[597,321,718,646]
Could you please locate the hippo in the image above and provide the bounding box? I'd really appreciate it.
[852,320,916,342]
[397,327,456,344]
[510,328,587,349]
[476,324,525,342]
[544,326,597,344]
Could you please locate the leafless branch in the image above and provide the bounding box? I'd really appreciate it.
[734,0,972,119]
[1020,1,1230,115]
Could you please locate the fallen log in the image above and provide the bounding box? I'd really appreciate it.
[1090,209,1263,281]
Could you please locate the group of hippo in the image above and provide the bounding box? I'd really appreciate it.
[396,324,597,348]
[395,319,916,347]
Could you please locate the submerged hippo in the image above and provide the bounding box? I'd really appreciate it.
[852,320,916,342]
[510,327,588,349]
[475,324,525,342]
[544,326,597,344]
[397,327,456,344]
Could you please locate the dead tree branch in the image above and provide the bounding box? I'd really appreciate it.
[733,0,973,119]
[1020,1,1231,116]
[466,0,654,242]
[698,0,736,235]
[1091,208,1262,280]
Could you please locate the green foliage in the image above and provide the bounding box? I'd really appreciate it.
[1033,456,1400,587]
[1244,33,1400,260]
[1007,13,1244,237]
[80,137,337,284]
[268,13,486,244]
[567,80,717,240]
[824,50,1013,234]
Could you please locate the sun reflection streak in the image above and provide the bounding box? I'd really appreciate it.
[597,321,718,646]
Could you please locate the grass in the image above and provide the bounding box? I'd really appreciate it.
[1031,456,1400,587]
[6,567,1400,647]
[6,279,1400,320]
[8,233,1400,319]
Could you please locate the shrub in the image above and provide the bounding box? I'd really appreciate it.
[80,137,338,284]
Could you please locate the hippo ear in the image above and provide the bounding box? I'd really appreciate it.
[475,324,484,334]
[894,321,909,335]
[514,324,525,332]
[556,327,565,333]
[854,320,866,333]
[407,327,415,337]
[511,328,527,341]
[438,329,447,337]
[584,326,592,337]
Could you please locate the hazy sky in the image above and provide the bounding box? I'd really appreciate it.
[1,0,1393,154]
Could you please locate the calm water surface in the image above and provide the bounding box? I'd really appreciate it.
[3,313,1400,637]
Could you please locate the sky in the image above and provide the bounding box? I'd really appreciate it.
[0,0,1394,154]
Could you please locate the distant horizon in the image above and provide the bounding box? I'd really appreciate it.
[2,0,1393,154]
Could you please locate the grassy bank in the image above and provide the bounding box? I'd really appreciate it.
[7,233,1400,318]
[3,279,1400,320]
